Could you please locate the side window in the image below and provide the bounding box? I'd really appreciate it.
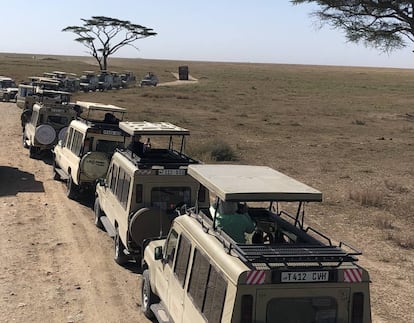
[110,165,119,193]
[115,167,130,209]
[188,249,227,322]
[65,128,74,147]
[164,230,179,266]
[69,130,82,156]
[174,235,191,287]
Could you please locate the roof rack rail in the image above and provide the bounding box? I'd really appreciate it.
[118,148,199,169]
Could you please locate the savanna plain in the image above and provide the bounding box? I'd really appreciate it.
[0,53,413,322]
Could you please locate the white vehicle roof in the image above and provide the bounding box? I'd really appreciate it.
[0,76,14,81]
[119,121,190,136]
[188,164,322,202]
[75,101,127,114]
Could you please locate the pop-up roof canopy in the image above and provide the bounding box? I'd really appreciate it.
[119,121,190,136]
[188,164,322,202]
[75,101,127,114]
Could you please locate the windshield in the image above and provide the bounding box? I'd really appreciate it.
[151,187,191,214]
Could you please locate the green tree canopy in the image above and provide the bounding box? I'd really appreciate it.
[291,1,414,52]
[63,16,157,70]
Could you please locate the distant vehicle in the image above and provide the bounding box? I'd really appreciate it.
[17,88,71,111]
[140,72,158,87]
[97,71,114,91]
[79,71,99,92]
[120,71,136,88]
[110,72,122,89]
[94,121,200,266]
[141,164,372,323]
[22,102,77,158]
[53,101,127,199]
[0,76,18,102]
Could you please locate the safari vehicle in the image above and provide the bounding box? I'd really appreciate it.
[53,101,127,199]
[140,72,158,87]
[97,71,114,91]
[0,76,18,102]
[94,121,201,266]
[22,102,77,158]
[120,71,136,88]
[110,72,122,89]
[79,71,99,92]
[16,79,71,110]
[141,164,371,323]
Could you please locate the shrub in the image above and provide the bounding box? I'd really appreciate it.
[349,188,384,207]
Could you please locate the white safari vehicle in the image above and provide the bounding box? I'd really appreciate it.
[22,102,77,158]
[53,101,127,199]
[141,164,371,323]
[0,76,18,102]
[94,121,201,265]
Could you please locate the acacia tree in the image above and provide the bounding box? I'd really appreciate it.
[63,16,157,71]
[291,1,414,52]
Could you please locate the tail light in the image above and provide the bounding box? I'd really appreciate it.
[351,292,364,323]
[241,295,253,323]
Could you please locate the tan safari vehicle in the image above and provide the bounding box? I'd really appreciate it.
[53,101,127,199]
[141,164,371,323]
[94,121,201,265]
[22,102,77,158]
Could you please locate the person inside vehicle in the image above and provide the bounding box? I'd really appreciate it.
[103,113,119,124]
[128,135,145,157]
[211,200,256,244]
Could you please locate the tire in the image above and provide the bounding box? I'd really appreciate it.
[66,176,78,200]
[94,198,104,230]
[114,228,128,265]
[22,134,29,149]
[29,145,37,159]
[52,160,61,181]
[141,270,157,319]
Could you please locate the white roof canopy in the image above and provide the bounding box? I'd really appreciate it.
[119,121,190,136]
[75,101,127,114]
[188,164,322,202]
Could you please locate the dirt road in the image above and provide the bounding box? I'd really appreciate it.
[0,102,149,322]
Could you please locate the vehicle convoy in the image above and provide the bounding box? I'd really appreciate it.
[0,76,18,102]
[94,121,201,265]
[141,164,372,323]
[22,102,77,158]
[53,101,127,199]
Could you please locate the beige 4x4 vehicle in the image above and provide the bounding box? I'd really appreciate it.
[141,164,372,323]
[22,102,77,158]
[94,121,201,265]
[53,101,127,199]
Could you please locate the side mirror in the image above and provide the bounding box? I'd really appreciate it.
[58,139,63,147]
[154,246,163,260]
[97,178,106,187]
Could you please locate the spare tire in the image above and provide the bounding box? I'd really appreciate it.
[58,127,68,141]
[35,124,56,145]
[129,208,172,248]
[80,152,110,179]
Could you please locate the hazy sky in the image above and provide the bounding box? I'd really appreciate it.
[3,0,414,69]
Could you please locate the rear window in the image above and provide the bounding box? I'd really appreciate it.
[151,187,191,214]
[266,297,337,323]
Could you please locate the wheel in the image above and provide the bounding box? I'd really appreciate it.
[29,145,37,159]
[66,176,78,200]
[94,198,104,230]
[141,270,158,319]
[22,134,29,149]
[52,160,61,181]
[114,227,128,265]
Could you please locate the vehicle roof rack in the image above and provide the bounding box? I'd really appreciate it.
[118,148,199,170]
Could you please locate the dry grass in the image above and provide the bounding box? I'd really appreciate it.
[349,187,385,207]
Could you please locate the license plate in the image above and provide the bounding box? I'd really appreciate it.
[158,169,186,176]
[102,130,121,135]
[281,271,329,283]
